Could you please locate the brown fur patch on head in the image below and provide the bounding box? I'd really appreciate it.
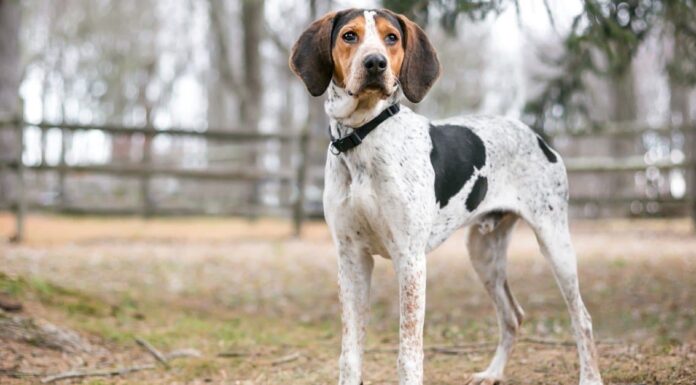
[383,10,441,103]
[291,9,438,102]
[375,15,404,79]
[331,15,365,88]
[331,10,406,98]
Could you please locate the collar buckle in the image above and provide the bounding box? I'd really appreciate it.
[330,132,361,154]
[328,103,400,155]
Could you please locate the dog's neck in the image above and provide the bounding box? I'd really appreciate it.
[325,82,401,138]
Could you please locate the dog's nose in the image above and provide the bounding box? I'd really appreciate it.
[363,54,387,75]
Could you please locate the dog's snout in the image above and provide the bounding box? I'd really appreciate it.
[363,54,387,75]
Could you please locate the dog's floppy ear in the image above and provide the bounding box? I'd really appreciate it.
[392,12,441,103]
[289,12,340,97]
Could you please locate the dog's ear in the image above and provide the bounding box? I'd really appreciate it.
[392,12,441,103]
[289,12,340,97]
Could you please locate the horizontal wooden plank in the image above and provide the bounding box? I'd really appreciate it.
[565,157,695,173]
[3,119,693,140]
[0,119,19,127]
[550,123,696,138]
[0,120,301,142]
[25,163,296,182]
[4,158,693,176]
[570,197,686,205]
[0,202,294,217]
[0,159,18,168]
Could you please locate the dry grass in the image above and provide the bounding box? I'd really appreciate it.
[1,214,695,384]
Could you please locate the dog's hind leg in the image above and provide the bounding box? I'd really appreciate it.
[466,213,523,385]
[528,212,602,385]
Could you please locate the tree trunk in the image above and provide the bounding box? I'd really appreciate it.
[240,0,263,132]
[608,67,637,216]
[0,0,21,206]
[240,0,264,209]
[669,35,696,226]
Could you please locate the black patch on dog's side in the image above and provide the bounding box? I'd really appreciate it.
[537,136,558,163]
[465,176,488,211]
[429,124,486,208]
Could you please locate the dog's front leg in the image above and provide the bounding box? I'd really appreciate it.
[394,253,427,385]
[337,248,374,385]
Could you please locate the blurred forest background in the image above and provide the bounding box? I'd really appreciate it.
[1,2,696,384]
[1,0,695,237]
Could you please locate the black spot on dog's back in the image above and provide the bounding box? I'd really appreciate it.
[537,136,558,163]
[429,124,486,208]
[465,176,488,211]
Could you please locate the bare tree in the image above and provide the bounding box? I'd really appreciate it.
[208,0,265,207]
[0,0,21,206]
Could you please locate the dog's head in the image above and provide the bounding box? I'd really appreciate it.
[289,9,440,103]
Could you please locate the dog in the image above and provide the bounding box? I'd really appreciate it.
[289,8,602,385]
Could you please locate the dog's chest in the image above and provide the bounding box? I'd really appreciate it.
[341,153,400,254]
[327,118,437,255]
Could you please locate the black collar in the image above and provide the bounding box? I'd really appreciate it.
[329,104,400,154]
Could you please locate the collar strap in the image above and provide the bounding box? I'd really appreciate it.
[330,104,400,154]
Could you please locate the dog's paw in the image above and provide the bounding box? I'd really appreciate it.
[464,372,503,385]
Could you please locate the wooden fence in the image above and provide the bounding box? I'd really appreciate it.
[550,123,696,221]
[0,119,309,241]
[0,119,695,242]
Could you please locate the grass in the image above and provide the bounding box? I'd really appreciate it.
[1,214,695,384]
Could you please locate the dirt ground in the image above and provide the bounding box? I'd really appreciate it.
[1,214,695,384]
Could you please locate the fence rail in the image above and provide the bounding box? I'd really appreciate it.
[1,119,695,242]
[0,119,310,241]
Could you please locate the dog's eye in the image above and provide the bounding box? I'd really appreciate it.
[385,33,398,45]
[342,31,357,43]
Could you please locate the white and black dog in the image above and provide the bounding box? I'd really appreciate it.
[290,8,602,385]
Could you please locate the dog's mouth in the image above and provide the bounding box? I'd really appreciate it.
[352,79,394,99]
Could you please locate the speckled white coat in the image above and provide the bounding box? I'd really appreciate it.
[323,81,602,385]
[290,9,605,385]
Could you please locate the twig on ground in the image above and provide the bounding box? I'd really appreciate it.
[135,337,170,368]
[519,337,577,347]
[366,338,621,356]
[0,369,44,378]
[218,351,253,358]
[519,337,621,347]
[40,364,156,383]
[428,346,492,355]
[36,342,201,383]
[367,341,496,355]
[270,352,301,366]
[165,348,202,360]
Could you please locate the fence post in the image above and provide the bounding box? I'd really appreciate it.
[690,126,696,229]
[12,117,25,243]
[140,124,154,217]
[293,129,309,237]
[58,126,68,210]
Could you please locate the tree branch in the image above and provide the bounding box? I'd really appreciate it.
[40,364,156,384]
[135,337,170,368]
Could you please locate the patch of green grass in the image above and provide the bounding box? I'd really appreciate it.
[142,314,230,349]
[611,258,628,268]
[1,271,113,317]
[0,271,24,296]
[174,359,225,381]
[28,277,111,317]
[80,317,137,344]
[84,380,110,385]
